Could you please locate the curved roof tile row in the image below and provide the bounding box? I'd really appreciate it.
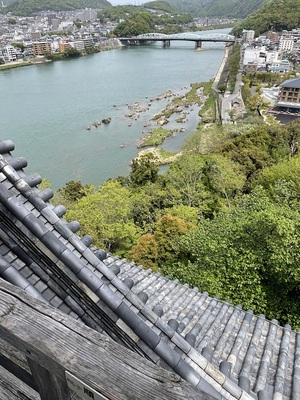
[0,139,298,400]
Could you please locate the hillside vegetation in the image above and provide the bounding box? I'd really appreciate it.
[143,1,175,13]
[52,108,300,330]
[165,0,268,18]
[232,0,300,36]
[98,5,193,36]
[5,0,112,16]
[2,0,268,18]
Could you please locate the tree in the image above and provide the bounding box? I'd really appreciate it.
[11,42,25,51]
[130,214,195,269]
[219,124,288,180]
[154,214,195,265]
[130,181,168,231]
[218,83,227,93]
[130,153,159,186]
[66,180,139,254]
[164,154,210,210]
[282,119,300,157]
[163,187,300,328]
[251,155,300,204]
[129,233,158,270]
[204,154,246,208]
[161,205,200,225]
[232,0,300,36]
[37,178,52,191]
[56,180,94,204]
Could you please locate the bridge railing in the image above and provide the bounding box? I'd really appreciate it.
[0,278,213,400]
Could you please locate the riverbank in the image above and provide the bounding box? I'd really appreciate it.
[0,59,46,70]
[132,42,235,165]
[133,78,220,164]
[0,43,122,71]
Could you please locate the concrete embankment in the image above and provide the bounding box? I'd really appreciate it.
[212,45,230,90]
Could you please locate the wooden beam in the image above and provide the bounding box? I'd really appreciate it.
[0,279,214,400]
[0,364,40,400]
[0,352,36,390]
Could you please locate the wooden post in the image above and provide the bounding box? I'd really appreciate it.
[0,279,214,400]
[27,358,73,400]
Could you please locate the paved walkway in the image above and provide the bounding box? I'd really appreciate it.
[212,45,245,124]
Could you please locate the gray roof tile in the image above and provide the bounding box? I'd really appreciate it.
[0,139,298,400]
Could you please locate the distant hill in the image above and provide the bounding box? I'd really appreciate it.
[1,0,17,6]
[4,0,112,16]
[143,1,175,13]
[232,0,300,36]
[165,0,268,18]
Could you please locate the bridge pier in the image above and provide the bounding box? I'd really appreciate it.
[162,40,170,47]
[127,39,140,45]
[195,40,202,50]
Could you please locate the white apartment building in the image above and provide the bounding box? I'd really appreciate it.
[77,8,97,22]
[243,46,267,67]
[279,36,294,51]
[0,45,17,62]
[70,40,85,51]
[242,29,255,44]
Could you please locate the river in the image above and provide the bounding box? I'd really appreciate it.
[0,29,229,189]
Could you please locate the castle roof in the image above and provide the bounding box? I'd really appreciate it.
[0,139,299,400]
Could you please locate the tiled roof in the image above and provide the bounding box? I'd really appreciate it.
[0,139,299,400]
[280,77,300,89]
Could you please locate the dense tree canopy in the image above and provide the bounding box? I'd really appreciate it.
[143,1,175,13]
[66,181,139,254]
[162,188,300,327]
[7,0,111,16]
[165,0,267,18]
[102,5,193,36]
[232,0,300,37]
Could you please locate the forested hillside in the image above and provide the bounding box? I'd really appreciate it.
[143,1,175,13]
[165,0,268,18]
[3,0,268,18]
[98,5,193,36]
[5,0,112,16]
[232,0,300,36]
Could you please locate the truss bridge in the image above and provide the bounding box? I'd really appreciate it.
[119,32,236,49]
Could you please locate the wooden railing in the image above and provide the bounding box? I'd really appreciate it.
[0,278,214,400]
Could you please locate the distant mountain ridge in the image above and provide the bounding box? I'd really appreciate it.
[3,0,112,16]
[2,0,268,19]
[165,0,268,18]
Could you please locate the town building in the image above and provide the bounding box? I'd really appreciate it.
[47,13,57,26]
[77,8,97,22]
[70,40,85,51]
[32,41,51,55]
[244,61,258,75]
[51,18,61,30]
[58,41,72,52]
[276,76,300,111]
[0,44,17,62]
[242,29,255,44]
[279,35,294,51]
